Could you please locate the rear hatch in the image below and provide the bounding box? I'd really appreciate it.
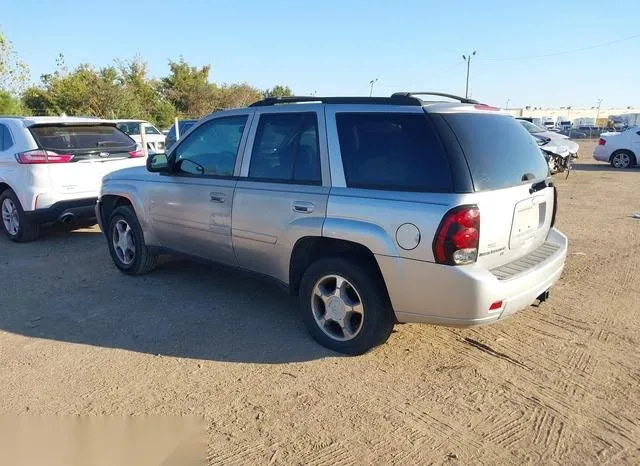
[441,112,554,270]
[28,123,140,195]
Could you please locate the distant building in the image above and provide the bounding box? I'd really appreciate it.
[504,106,640,128]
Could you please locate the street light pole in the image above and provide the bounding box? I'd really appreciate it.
[369,78,378,97]
[462,51,476,99]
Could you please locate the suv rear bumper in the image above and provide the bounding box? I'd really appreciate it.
[24,198,98,225]
[378,228,568,326]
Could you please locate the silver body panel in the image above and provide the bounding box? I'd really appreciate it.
[98,101,568,326]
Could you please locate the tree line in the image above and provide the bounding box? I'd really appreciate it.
[0,29,293,128]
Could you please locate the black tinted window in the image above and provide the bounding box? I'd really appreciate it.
[30,125,134,150]
[175,115,247,177]
[249,113,321,184]
[0,124,4,151]
[443,114,549,191]
[336,113,452,192]
[4,125,13,150]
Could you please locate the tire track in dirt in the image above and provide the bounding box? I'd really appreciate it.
[209,442,270,466]
[298,442,355,466]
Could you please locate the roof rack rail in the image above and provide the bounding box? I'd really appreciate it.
[249,95,423,107]
[391,92,480,105]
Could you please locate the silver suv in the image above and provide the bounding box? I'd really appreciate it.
[96,93,568,355]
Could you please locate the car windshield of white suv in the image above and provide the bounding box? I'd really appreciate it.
[117,122,161,135]
[30,125,135,150]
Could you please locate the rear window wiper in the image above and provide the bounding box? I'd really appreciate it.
[529,178,551,194]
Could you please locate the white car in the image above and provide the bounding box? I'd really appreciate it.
[517,120,579,156]
[593,127,640,168]
[0,116,146,242]
[111,120,166,155]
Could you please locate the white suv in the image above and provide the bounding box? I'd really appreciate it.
[111,120,166,155]
[0,116,146,242]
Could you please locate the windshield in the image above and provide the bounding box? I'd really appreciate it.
[444,113,549,191]
[117,122,161,135]
[519,120,545,134]
[30,125,134,150]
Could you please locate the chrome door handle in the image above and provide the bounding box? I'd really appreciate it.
[210,192,226,203]
[292,201,314,214]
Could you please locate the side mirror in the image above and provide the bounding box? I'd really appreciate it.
[147,152,169,173]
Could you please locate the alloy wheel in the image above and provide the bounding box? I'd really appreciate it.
[1,198,20,236]
[311,274,365,341]
[112,219,136,265]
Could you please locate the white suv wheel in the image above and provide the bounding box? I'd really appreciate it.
[1,198,19,236]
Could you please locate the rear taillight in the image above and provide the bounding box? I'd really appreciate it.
[433,205,480,266]
[598,138,606,146]
[128,149,145,158]
[15,149,73,164]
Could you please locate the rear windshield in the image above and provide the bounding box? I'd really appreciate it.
[336,113,452,192]
[30,125,135,151]
[443,114,549,191]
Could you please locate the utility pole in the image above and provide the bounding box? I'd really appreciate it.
[369,78,378,97]
[595,98,603,123]
[462,51,476,99]
[505,99,510,110]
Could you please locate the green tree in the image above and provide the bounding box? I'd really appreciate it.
[161,58,217,117]
[217,83,262,109]
[263,85,294,98]
[0,90,28,115]
[0,29,30,95]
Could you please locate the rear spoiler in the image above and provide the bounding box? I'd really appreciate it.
[26,121,118,128]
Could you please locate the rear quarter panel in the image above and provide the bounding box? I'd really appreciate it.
[324,188,460,261]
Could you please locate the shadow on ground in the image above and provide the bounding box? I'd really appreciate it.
[1,229,337,364]
[571,163,640,173]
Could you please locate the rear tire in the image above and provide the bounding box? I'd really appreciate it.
[0,189,40,242]
[107,206,157,275]
[610,150,635,169]
[299,258,395,355]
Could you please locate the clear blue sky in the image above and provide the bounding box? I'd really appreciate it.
[3,0,639,108]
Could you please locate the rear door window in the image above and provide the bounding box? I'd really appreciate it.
[249,112,321,184]
[335,113,452,192]
[443,113,549,191]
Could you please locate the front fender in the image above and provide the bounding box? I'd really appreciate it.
[322,217,399,257]
[100,182,160,246]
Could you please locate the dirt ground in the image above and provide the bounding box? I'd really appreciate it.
[1,140,639,465]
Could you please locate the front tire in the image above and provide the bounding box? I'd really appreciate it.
[299,258,395,355]
[0,189,40,242]
[610,150,635,169]
[107,206,157,275]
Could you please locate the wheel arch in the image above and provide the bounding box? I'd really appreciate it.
[289,236,392,303]
[99,184,159,245]
[610,148,637,164]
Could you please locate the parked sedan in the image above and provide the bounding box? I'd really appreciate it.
[518,120,579,158]
[593,127,640,168]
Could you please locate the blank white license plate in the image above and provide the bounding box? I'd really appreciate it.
[514,205,540,234]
